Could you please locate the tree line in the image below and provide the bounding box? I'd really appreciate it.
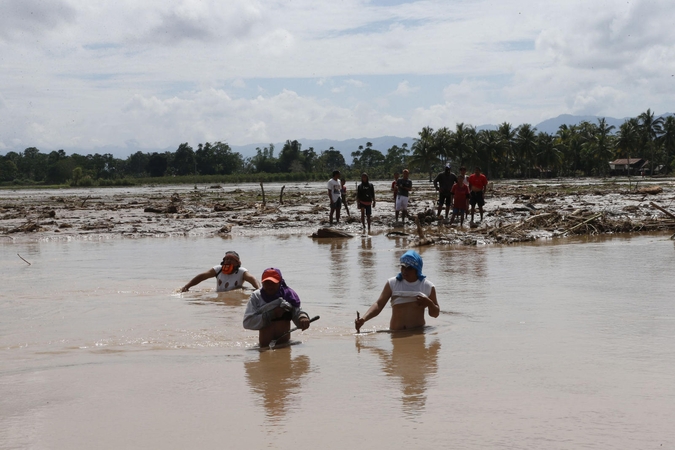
[1,109,673,186]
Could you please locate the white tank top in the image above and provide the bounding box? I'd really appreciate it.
[387,276,434,306]
[212,265,247,292]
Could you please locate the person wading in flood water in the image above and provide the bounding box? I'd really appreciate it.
[355,250,439,332]
[243,268,311,347]
[181,251,260,292]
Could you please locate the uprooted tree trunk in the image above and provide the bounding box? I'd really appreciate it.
[650,202,675,220]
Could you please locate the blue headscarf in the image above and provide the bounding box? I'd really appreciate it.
[396,250,426,281]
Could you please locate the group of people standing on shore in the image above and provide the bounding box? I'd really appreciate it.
[328,166,489,229]
[433,165,488,227]
[181,249,439,347]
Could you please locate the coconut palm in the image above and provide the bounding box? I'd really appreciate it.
[658,115,675,173]
[410,126,440,180]
[476,129,501,179]
[615,119,640,176]
[638,109,664,174]
[450,123,475,168]
[514,124,537,177]
[536,132,561,177]
[583,118,615,176]
[433,127,453,166]
[497,122,516,177]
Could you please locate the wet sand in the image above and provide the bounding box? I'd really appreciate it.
[1,177,674,243]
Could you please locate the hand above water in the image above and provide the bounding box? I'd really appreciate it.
[299,315,310,330]
[355,311,364,333]
[416,294,433,308]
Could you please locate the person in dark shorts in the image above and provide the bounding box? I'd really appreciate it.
[327,170,342,225]
[468,166,488,223]
[433,164,457,220]
[357,172,376,231]
[395,169,412,223]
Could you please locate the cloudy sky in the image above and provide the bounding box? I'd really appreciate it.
[1,0,674,154]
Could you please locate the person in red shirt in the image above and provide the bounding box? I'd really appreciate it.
[468,166,488,223]
[449,175,470,227]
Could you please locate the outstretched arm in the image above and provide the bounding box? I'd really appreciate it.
[242,271,261,289]
[181,268,217,292]
[355,282,393,332]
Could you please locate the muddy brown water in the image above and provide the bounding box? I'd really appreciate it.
[1,232,674,449]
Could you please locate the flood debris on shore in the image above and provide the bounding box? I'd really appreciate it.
[1,178,674,243]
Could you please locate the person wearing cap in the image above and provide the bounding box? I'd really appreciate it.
[327,170,342,225]
[180,251,261,292]
[356,172,376,231]
[355,250,439,332]
[433,164,458,220]
[243,268,311,347]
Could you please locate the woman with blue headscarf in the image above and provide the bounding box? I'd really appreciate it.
[355,250,439,332]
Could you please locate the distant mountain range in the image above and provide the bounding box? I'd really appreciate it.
[231,113,673,159]
[4,113,672,160]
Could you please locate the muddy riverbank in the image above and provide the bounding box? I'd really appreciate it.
[1,177,674,244]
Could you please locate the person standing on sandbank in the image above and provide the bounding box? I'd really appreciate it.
[468,166,488,223]
[327,170,342,226]
[433,164,457,220]
[357,172,376,232]
[395,169,412,224]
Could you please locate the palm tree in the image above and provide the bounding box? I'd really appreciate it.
[450,123,475,168]
[497,122,516,177]
[410,126,440,181]
[615,119,640,176]
[433,127,453,166]
[514,124,537,177]
[659,115,675,173]
[476,129,500,179]
[638,109,664,174]
[583,118,615,176]
[536,132,561,177]
[554,125,574,176]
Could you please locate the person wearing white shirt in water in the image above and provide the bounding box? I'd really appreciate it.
[355,250,439,332]
[181,251,261,292]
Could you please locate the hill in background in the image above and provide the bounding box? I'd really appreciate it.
[4,113,672,160]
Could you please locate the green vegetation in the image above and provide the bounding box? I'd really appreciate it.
[2,110,674,187]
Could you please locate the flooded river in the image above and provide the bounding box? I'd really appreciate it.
[1,233,674,449]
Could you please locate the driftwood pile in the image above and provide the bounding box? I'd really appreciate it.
[408,201,675,246]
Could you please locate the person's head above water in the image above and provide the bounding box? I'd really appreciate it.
[220,250,241,274]
[396,250,425,281]
[259,268,301,306]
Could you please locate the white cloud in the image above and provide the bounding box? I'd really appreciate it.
[231,78,246,88]
[1,0,675,153]
[392,80,419,96]
[0,0,76,42]
[345,79,365,88]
